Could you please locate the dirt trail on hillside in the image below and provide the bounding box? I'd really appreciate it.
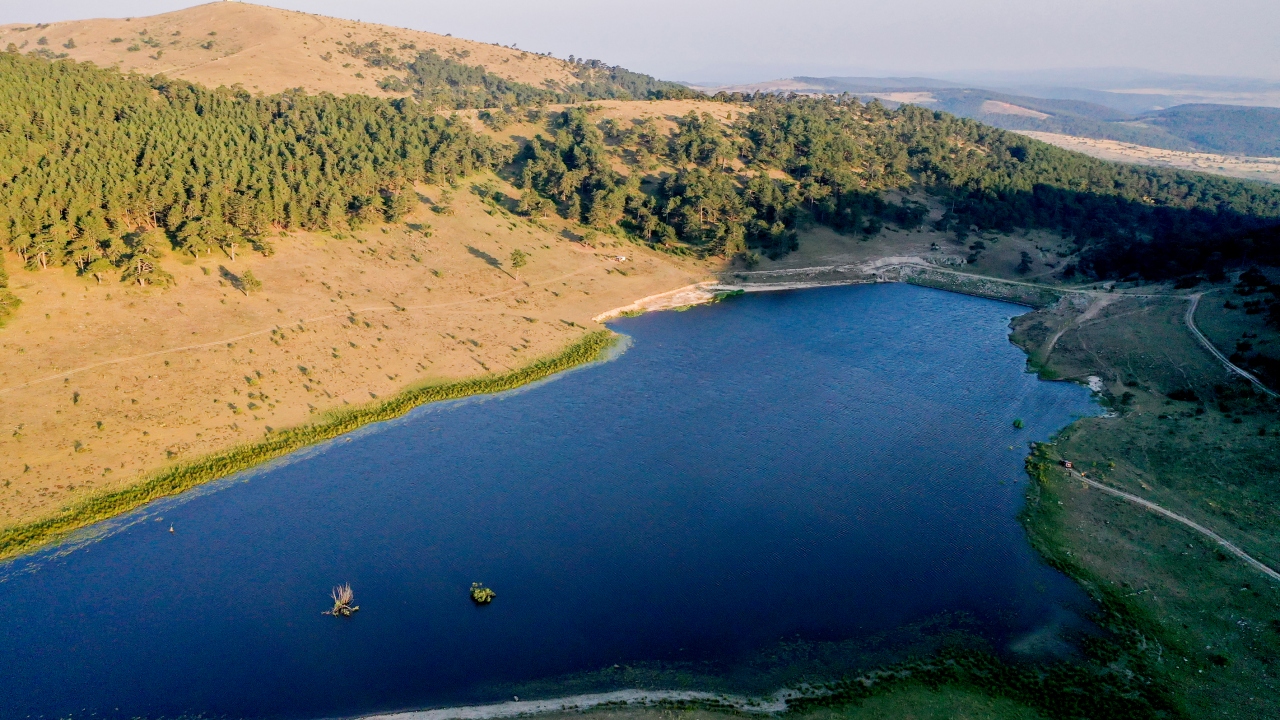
[1041,294,1119,358]
[1185,293,1278,397]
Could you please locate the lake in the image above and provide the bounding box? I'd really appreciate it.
[0,283,1098,720]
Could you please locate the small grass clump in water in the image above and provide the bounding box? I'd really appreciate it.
[323,583,359,617]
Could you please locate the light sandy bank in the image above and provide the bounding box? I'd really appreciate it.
[358,687,819,720]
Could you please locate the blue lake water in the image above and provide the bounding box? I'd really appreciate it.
[0,283,1098,720]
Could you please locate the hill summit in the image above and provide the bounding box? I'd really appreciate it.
[0,2,688,101]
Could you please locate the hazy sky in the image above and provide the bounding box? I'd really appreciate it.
[6,0,1279,84]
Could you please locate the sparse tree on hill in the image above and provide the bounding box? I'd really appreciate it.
[517,188,550,218]
[85,257,114,285]
[509,248,528,280]
[119,230,174,287]
[564,193,582,223]
[240,270,263,294]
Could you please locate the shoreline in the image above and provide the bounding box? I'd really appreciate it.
[0,331,619,563]
[593,257,1082,323]
[593,280,880,323]
[0,270,923,564]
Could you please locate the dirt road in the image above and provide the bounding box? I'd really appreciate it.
[1184,293,1278,398]
[1070,470,1280,583]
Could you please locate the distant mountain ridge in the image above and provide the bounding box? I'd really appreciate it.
[712,75,1280,158]
[1142,105,1280,157]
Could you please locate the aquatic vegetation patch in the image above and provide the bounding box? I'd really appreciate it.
[0,332,618,562]
[324,583,360,617]
[711,289,746,302]
[470,582,497,604]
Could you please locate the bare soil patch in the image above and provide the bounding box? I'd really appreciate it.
[742,204,1077,284]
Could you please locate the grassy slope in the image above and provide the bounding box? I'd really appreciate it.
[1141,104,1280,157]
[0,331,616,561]
[807,686,1048,720]
[528,688,1049,720]
[1194,276,1280,389]
[1011,292,1280,720]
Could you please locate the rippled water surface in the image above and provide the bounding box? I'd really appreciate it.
[0,284,1098,720]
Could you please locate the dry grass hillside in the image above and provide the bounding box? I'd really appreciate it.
[0,175,707,528]
[0,2,740,533]
[0,0,751,536]
[0,1,581,96]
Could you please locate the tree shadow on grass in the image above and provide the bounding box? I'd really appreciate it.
[218,265,245,294]
[466,246,514,279]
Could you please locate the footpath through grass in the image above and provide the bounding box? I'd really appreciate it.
[1011,291,1280,720]
[0,331,617,562]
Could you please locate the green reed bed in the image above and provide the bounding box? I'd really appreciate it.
[0,331,617,561]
